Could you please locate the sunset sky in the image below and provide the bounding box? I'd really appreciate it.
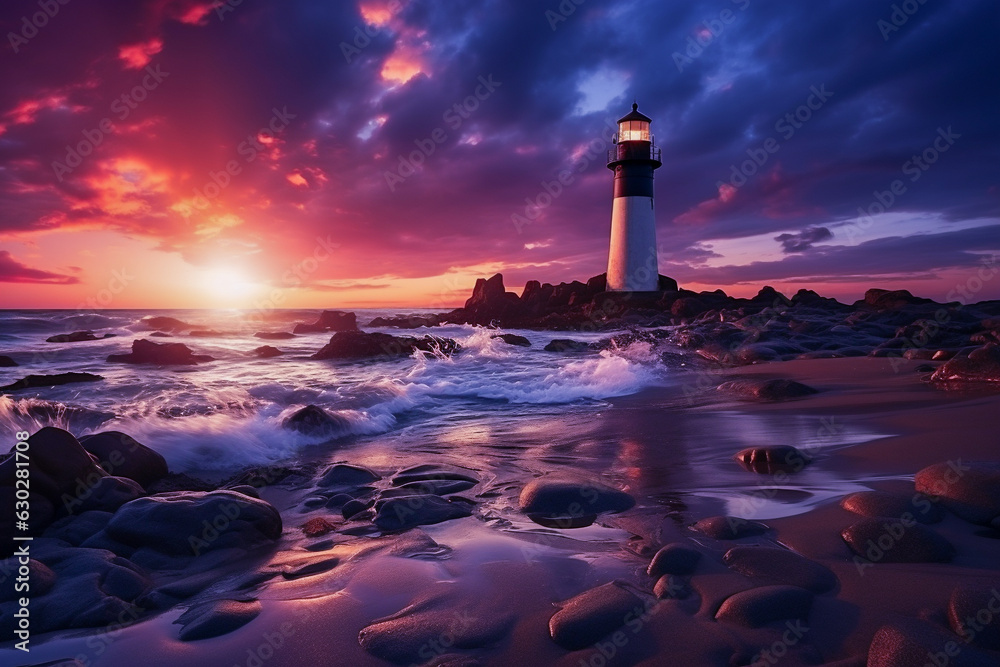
[1,0,998,309]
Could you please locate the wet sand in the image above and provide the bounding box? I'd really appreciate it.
[13,356,1000,667]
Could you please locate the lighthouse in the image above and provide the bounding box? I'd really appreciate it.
[606,102,662,292]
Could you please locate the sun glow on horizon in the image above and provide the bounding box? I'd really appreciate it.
[200,266,260,306]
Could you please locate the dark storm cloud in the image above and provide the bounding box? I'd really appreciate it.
[775,226,833,253]
[0,0,997,298]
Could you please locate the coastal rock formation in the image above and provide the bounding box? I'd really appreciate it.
[281,405,349,437]
[391,463,478,487]
[0,372,104,391]
[491,333,530,347]
[931,344,1000,383]
[914,460,1000,525]
[543,339,589,352]
[718,378,819,401]
[0,428,107,514]
[101,490,282,556]
[107,339,213,365]
[253,345,283,358]
[734,445,811,474]
[293,310,358,334]
[78,431,169,488]
[311,331,460,360]
[548,582,644,650]
[45,331,116,343]
[139,316,192,331]
[519,474,635,523]
[318,463,381,488]
[0,355,17,366]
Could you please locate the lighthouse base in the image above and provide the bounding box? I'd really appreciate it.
[607,196,659,291]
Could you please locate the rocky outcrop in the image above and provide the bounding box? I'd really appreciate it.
[931,344,1000,383]
[78,431,168,488]
[311,331,459,360]
[293,310,358,334]
[46,331,116,343]
[0,372,104,391]
[107,339,213,365]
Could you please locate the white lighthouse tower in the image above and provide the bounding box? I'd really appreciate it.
[606,103,662,292]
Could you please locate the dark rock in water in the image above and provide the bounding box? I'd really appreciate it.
[359,592,514,664]
[734,445,811,474]
[647,544,701,577]
[282,555,339,579]
[253,345,283,358]
[868,618,996,667]
[718,378,819,401]
[931,345,1000,383]
[188,329,225,337]
[0,355,16,367]
[312,331,460,360]
[461,273,527,325]
[372,494,472,532]
[491,333,530,347]
[282,404,349,437]
[318,463,381,487]
[518,473,635,523]
[341,499,371,520]
[948,585,1000,649]
[293,310,358,334]
[301,517,337,538]
[42,511,112,546]
[106,339,213,365]
[914,363,935,372]
[840,490,945,524]
[914,460,1000,525]
[715,585,813,628]
[45,331,115,343]
[691,516,769,540]
[140,316,191,331]
[544,339,589,352]
[548,582,645,650]
[103,490,282,556]
[176,599,261,641]
[0,372,104,391]
[145,472,216,494]
[70,475,144,514]
[149,331,171,337]
[723,546,837,593]
[0,558,56,601]
[841,518,954,563]
[391,464,478,487]
[78,431,168,487]
[254,331,295,340]
[653,574,690,600]
[398,478,477,496]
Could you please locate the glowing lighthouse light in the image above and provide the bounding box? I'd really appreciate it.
[606,102,662,292]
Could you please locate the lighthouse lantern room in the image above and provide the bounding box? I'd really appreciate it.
[606,103,662,292]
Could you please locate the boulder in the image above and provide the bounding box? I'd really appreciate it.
[841,518,954,563]
[647,544,701,577]
[318,463,381,488]
[372,495,472,532]
[717,378,819,401]
[301,517,337,538]
[0,428,107,510]
[253,345,283,358]
[462,274,527,324]
[691,516,769,540]
[0,372,104,391]
[734,446,811,474]
[931,345,1000,383]
[391,464,478,487]
[653,575,690,600]
[548,582,645,650]
[543,339,589,352]
[868,618,996,667]
[67,475,144,514]
[722,546,837,593]
[311,331,460,360]
[0,558,56,601]
[176,599,262,641]
[139,316,191,331]
[914,460,1000,524]
[491,333,530,347]
[839,490,945,524]
[106,339,213,365]
[45,331,115,343]
[0,355,17,367]
[254,331,295,340]
[281,405,349,437]
[715,585,813,628]
[102,490,282,556]
[948,586,1000,649]
[863,288,931,310]
[658,274,679,292]
[519,474,635,523]
[78,431,168,487]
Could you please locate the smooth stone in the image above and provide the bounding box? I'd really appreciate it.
[914,460,1000,525]
[397,478,477,496]
[103,490,282,556]
[0,427,107,504]
[841,518,954,563]
[931,344,1000,383]
[69,475,143,514]
[253,345,283,358]
[0,372,104,391]
[342,499,371,520]
[318,463,381,487]
[43,511,113,546]
[948,585,1000,649]
[391,464,478,487]
[840,490,945,524]
[0,355,17,367]
[717,378,819,401]
[647,544,701,577]
[46,331,115,343]
[518,473,635,520]
[653,575,690,600]
[548,582,645,650]
[106,339,213,365]
[868,618,996,667]
[176,599,262,641]
[491,333,530,347]
[282,405,349,437]
[301,517,337,538]
[723,546,837,593]
[282,555,339,579]
[78,431,169,487]
[543,339,589,352]
[311,331,459,360]
[0,558,56,601]
[715,585,813,628]
[324,493,354,508]
[691,516,769,540]
[734,446,811,474]
[226,484,260,499]
[373,495,472,532]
